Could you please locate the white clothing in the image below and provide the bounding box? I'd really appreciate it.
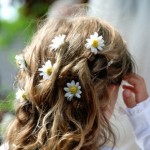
[0,143,9,150]
[101,97,150,150]
[1,97,150,150]
[126,97,150,150]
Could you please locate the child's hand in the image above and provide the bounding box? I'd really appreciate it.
[122,74,149,108]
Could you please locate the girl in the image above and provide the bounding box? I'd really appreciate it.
[1,16,149,150]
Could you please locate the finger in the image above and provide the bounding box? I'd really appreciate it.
[124,74,144,87]
[124,77,140,87]
[124,77,148,103]
[122,85,135,92]
[122,89,136,108]
[123,77,145,95]
[124,73,143,80]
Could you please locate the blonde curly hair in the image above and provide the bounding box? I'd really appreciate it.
[7,16,134,150]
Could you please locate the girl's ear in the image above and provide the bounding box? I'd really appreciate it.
[108,85,119,94]
[109,84,116,91]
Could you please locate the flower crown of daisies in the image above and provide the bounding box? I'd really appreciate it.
[15,32,113,102]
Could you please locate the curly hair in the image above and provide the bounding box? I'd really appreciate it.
[7,16,134,150]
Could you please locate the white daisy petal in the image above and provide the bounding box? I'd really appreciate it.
[46,60,52,66]
[94,32,98,37]
[65,92,72,98]
[75,93,81,98]
[85,32,105,54]
[76,82,79,86]
[85,43,91,49]
[16,89,27,102]
[71,80,75,86]
[67,83,71,87]
[50,34,66,51]
[38,60,53,80]
[15,55,27,70]
[98,36,103,40]
[68,96,73,101]
[86,39,91,42]
[64,87,69,92]
[100,43,105,47]
[39,72,45,76]
[91,47,97,54]
[61,34,66,40]
[64,80,82,101]
[90,34,95,39]
[98,46,103,50]
[78,86,81,90]
[38,68,44,72]
[78,90,82,94]
[43,75,51,80]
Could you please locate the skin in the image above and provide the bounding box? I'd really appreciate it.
[122,73,149,108]
[106,73,149,118]
[106,85,119,118]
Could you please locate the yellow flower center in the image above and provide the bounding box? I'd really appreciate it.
[46,68,52,76]
[69,86,78,94]
[22,94,27,100]
[92,40,99,48]
[16,61,21,67]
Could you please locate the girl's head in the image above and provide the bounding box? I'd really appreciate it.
[7,17,134,150]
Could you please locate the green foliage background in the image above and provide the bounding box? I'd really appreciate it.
[0,2,50,142]
[0,8,36,111]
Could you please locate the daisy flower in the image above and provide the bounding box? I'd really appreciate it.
[15,54,27,70]
[16,89,27,102]
[85,32,105,54]
[49,34,66,51]
[64,80,82,101]
[38,60,53,79]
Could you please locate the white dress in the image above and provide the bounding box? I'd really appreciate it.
[1,97,150,150]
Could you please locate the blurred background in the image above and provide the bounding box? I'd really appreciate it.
[0,0,150,149]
